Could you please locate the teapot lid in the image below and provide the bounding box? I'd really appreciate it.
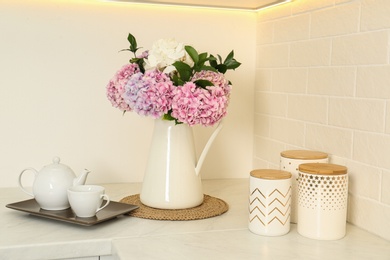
[53,156,61,164]
[42,156,75,174]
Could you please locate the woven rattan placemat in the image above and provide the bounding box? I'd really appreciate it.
[119,194,228,221]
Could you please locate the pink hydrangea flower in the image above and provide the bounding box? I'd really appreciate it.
[123,70,175,118]
[191,70,231,97]
[171,82,228,127]
[106,63,140,112]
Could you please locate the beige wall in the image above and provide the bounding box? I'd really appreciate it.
[0,1,255,186]
[254,0,390,240]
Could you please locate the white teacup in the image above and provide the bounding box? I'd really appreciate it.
[67,185,110,218]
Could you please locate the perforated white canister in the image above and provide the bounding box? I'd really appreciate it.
[297,163,348,240]
[280,150,328,223]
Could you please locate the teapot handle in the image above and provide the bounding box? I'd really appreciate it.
[18,168,38,197]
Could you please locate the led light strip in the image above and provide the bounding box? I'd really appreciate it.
[103,0,293,12]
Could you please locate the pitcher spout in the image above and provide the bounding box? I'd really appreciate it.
[195,120,224,176]
[73,169,90,186]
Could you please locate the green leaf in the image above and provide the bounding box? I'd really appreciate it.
[127,33,139,53]
[224,50,234,64]
[163,113,175,121]
[217,54,223,64]
[185,45,199,63]
[209,55,218,68]
[119,48,131,53]
[200,65,217,72]
[223,50,241,70]
[198,52,208,63]
[216,64,227,74]
[227,61,241,70]
[194,79,214,89]
[171,74,185,86]
[172,61,192,82]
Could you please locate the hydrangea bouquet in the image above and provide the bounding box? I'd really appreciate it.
[106,33,241,127]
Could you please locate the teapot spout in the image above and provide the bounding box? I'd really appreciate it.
[73,169,90,186]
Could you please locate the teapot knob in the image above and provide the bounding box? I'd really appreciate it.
[53,156,61,164]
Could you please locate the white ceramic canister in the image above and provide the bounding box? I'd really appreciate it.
[280,150,328,223]
[249,169,292,236]
[297,163,348,240]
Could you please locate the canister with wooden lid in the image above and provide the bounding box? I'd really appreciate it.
[297,163,348,240]
[249,169,292,236]
[280,150,328,223]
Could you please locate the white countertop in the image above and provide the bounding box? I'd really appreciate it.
[1,179,389,260]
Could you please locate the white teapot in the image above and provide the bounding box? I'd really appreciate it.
[18,157,90,210]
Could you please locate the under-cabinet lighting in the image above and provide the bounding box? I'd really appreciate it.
[104,0,293,12]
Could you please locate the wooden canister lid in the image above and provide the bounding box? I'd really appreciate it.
[250,169,292,180]
[299,163,347,175]
[280,150,328,160]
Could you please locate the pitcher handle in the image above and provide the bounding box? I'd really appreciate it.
[18,168,38,197]
[195,120,224,176]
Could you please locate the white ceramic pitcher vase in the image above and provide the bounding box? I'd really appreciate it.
[140,119,223,209]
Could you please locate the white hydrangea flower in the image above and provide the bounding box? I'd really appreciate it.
[144,38,193,73]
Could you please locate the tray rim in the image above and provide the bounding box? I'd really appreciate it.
[6,198,139,226]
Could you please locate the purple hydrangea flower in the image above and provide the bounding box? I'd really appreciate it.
[106,63,140,112]
[123,70,175,118]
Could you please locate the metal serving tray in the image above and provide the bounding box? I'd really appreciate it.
[6,199,139,226]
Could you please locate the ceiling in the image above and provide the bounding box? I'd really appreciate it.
[109,0,291,11]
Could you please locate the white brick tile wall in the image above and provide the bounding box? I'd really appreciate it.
[347,161,381,200]
[255,69,272,91]
[353,131,390,169]
[272,68,307,93]
[257,44,289,67]
[361,0,390,31]
[386,101,390,134]
[382,169,390,204]
[254,114,270,137]
[269,117,305,146]
[331,31,389,65]
[308,67,356,96]
[273,14,311,43]
[257,4,291,22]
[356,66,390,98]
[305,124,353,158]
[336,0,356,4]
[287,95,328,123]
[252,157,271,169]
[254,136,285,165]
[256,21,274,44]
[291,0,334,15]
[290,39,332,66]
[328,98,385,131]
[311,2,360,38]
[348,194,390,240]
[256,0,390,240]
[255,92,287,116]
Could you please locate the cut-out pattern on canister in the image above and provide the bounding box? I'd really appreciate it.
[280,150,328,223]
[298,173,348,211]
[297,163,348,240]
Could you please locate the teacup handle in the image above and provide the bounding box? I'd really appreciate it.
[96,194,110,213]
[18,168,38,197]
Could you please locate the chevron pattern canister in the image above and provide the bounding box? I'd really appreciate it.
[249,169,292,236]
